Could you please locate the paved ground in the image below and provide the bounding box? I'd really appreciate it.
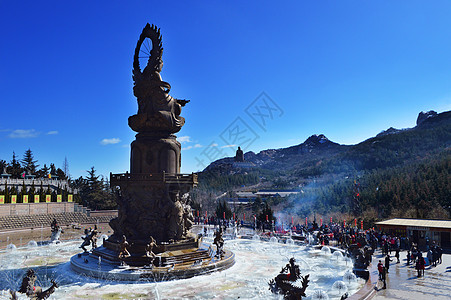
[0,223,113,248]
[370,249,451,300]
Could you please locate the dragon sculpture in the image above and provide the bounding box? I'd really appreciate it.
[10,269,58,300]
[268,258,310,300]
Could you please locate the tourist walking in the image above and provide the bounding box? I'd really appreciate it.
[377,260,384,280]
[406,250,411,265]
[385,254,392,273]
[416,253,425,277]
[395,248,400,263]
[438,246,443,264]
[380,266,387,289]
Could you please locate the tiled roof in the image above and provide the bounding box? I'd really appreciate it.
[375,218,451,229]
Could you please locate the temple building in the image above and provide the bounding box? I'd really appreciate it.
[375,218,451,250]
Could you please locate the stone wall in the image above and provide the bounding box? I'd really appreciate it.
[0,202,75,217]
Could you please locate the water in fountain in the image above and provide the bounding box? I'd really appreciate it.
[332,280,348,295]
[343,256,352,266]
[0,234,364,299]
[332,251,343,260]
[286,238,294,246]
[6,244,16,251]
[269,236,278,243]
[312,289,329,300]
[321,246,331,256]
[27,240,38,248]
[343,271,357,284]
[307,233,315,245]
[252,234,260,241]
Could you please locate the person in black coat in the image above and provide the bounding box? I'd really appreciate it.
[385,254,393,273]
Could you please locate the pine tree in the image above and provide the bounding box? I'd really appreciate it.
[0,160,7,174]
[50,164,57,176]
[36,164,50,178]
[7,152,23,178]
[56,168,67,180]
[21,148,39,175]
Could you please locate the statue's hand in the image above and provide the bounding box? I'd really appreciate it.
[176,99,190,107]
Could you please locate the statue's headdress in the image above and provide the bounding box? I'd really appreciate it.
[132,23,163,82]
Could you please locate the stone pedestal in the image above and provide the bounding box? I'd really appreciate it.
[130,133,181,174]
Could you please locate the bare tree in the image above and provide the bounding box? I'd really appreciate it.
[62,157,70,179]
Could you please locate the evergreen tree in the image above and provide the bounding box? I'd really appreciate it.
[50,164,57,176]
[7,152,23,178]
[257,202,276,224]
[215,200,232,219]
[77,167,116,210]
[56,167,67,180]
[21,148,39,175]
[0,160,7,174]
[36,164,50,178]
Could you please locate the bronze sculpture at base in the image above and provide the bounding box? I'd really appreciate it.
[213,226,225,258]
[269,258,310,300]
[11,269,58,300]
[80,225,99,253]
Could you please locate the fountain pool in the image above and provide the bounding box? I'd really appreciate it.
[0,235,364,299]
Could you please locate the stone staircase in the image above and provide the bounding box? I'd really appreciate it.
[0,212,115,230]
[162,249,213,266]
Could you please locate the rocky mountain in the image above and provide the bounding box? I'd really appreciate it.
[200,110,450,187]
[195,110,450,221]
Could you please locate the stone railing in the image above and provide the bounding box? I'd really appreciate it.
[110,172,198,186]
[0,178,77,194]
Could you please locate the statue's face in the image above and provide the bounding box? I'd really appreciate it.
[156,59,163,72]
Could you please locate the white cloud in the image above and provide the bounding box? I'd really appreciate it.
[221,144,237,148]
[178,136,192,143]
[182,143,202,151]
[9,129,39,138]
[47,130,59,135]
[100,138,121,145]
[210,143,218,147]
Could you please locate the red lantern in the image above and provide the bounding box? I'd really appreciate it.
[266,215,268,221]
[223,212,225,219]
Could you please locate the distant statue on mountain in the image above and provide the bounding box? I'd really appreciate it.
[235,146,244,162]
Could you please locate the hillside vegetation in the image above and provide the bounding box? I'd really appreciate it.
[195,110,451,221]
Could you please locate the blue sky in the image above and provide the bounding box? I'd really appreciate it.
[1,1,450,179]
